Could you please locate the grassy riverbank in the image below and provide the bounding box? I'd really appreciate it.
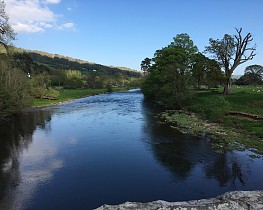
[161,86,263,155]
[32,87,129,107]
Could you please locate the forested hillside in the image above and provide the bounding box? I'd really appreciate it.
[13,47,142,78]
[9,47,142,89]
[24,49,141,78]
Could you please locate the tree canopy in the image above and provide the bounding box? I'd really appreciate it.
[140,57,152,75]
[191,53,223,89]
[237,64,263,85]
[141,33,198,108]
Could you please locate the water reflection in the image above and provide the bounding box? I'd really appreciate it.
[0,110,62,209]
[0,111,52,159]
[232,162,245,187]
[141,101,257,193]
[0,92,262,210]
[205,154,231,187]
[141,102,206,180]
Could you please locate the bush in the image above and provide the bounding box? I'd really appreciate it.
[46,88,60,98]
[203,96,230,121]
[106,84,113,93]
[0,62,32,120]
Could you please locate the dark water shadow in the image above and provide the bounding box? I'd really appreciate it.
[0,110,53,202]
[140,100,249,190]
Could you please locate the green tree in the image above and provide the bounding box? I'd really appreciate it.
[205,28,256,94]
[169,33,198,70]
[30,73,51,98]
[0,55,32,119]
[236,74,252,85]
[244,64,263,84]
[237,64,263,85]
[191,53,208,89]
[65,70,84,88]
[141,57,152,75]
[204,59,224,88]
[142,33,197,108]
[169,33,198,55]
[50,69,67,86]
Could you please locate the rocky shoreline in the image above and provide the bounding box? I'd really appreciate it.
[96,190,263,210]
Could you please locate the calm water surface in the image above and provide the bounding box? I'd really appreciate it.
[0,90,263,210]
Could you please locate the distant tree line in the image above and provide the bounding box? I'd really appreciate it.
[27,52,141,78]
[235,65,263,86]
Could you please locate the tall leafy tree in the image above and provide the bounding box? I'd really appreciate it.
[192,53,223,89]
[192,53,208,89]
[205,28,256,94]
[169,33,198,55]
[204,59,224,88]
[0,55,32,119]
[140,57,152,75]
[142,33,197,108]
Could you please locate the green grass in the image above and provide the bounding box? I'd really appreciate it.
[162,85,263,154]
[196,86,263,139]
[188,85,263,116]
[219,85,263,115]
[31,87,129,107]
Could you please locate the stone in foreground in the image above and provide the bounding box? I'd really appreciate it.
[96,191,263,210]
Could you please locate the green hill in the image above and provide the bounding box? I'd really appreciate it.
[11,47,142,78]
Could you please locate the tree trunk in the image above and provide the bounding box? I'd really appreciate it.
[223,80,231,94]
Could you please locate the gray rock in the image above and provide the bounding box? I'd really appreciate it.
[95,191,263,210]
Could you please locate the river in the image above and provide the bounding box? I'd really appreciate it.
[0,90,263,210]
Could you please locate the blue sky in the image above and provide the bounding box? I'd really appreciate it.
[6,0,263,74]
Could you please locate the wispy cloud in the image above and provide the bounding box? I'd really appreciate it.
[5,0,75,33]
[45,0,61,3]
[59,22,75,30]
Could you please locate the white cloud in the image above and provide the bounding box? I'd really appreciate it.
[5,0,74,33]
[12,22,44,33]
[67,7,72,11]
[58,22,75,30]
[39,21,53,28]
[45,0,61,4]
[61,23,75,29]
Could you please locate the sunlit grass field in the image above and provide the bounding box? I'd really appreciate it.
[193,85,263,115]
[222,85,263,116]
[187,85,263,151]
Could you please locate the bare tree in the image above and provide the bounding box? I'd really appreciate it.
[205,28,256,94]
[0,0,15,52]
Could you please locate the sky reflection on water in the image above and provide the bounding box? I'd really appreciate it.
[0,91,263,210]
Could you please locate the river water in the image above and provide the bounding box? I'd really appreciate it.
[0,90,263,210]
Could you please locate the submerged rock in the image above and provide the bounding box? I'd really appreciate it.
[96,191,263,210]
